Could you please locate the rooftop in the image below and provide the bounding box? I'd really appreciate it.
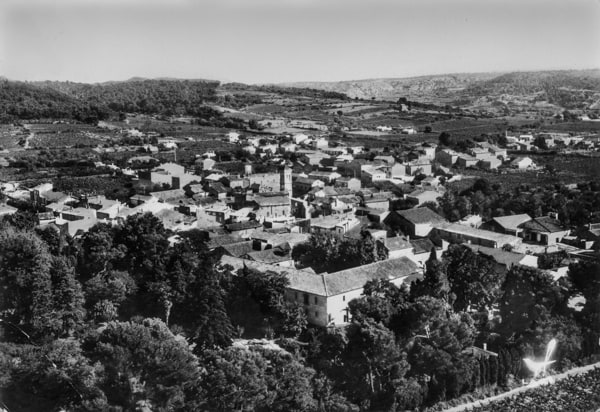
[396,207,446,225]
[520,216,566,233]
[438,222,521,245]
[382,236,412,251]
[492,214,532,231]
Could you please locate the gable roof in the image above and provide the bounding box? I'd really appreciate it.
[411,238,435,254]
[220,241,255,257]
[492,214,532,231]
[396,207,446,225]
[520,216,566,233]
[324,257,419,296]
[382,236,412,251]
[464,244,526,268]
[220,255,418,297]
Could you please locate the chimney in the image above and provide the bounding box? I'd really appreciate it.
[483,343,487,351]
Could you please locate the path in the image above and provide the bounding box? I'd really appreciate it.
[442,361,600,412]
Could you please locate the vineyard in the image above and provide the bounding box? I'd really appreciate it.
[24,123,115,148]
[467,367,600,412]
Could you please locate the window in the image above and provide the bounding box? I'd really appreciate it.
[315,311,319,318]
[303,293,309,305]
[314,296,318,305]
[342,295,345,302]
[295,292,298,300]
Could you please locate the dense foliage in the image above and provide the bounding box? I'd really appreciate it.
[1,198,599,411]
[0,79,220,123]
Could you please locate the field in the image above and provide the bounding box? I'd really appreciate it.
[24,123,115,148]
[0,125,27,150]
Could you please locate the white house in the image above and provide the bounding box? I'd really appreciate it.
[221,255,420,326]
[510,157,535,170]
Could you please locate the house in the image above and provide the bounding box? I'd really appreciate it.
[519,216,570,246]
[406,160,433,176]
[384,207,446,237]
[281,142,297,152]
[221,255,419,326]
[56,207,98,237]
[361,195,391,211]
[219,241,256,258]
[243,246,294,267]
[361,167,387,184]
[483,214,532,236]
[436,149,460,167]
[292,133,310,144]
[478,157,502,170]
[309,137,329,150]
[465,244,538,275]
[405,189,442,205]
[378,235,413,259]
[226,131,240,143]
[434,222,522,249]
[252,193,291,221]
[299,151,330,166]
[510,157,535,170]
[456,155,479,168]
[86,195,124,220]
[310,213,360,235]
[251,231,310,250]
[308,171,341,184]
[293,177,325,196]
[469,147,493,160]
[224,220,263,238]
[376,125,392,132]
[335,177,361,191]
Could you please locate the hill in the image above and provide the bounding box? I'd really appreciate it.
[280,69,600,110]
[0,78,221,123]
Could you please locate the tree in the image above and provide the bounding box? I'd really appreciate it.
[1,339,105,411]
[497,266,569,340]
[49,256,85,338]
[568,261,600,333]
[0,226,54,340]
[343,319,408,408]
[80,223,124,275]
[410,258,451,303]
[83,318,202,411]
[438,132,454,147]
[443,244,502,312]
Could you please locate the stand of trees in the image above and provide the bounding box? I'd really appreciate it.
[1,210,599,411]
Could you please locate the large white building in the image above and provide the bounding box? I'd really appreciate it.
[221,255,420,326]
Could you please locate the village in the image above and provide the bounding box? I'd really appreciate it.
[2,121,599,329]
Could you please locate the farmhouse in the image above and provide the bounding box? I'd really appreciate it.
[434,222,522,249]
[221,255,419,326]
[384,207,446,237]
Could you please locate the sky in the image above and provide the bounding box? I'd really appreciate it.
[1,0,599,84]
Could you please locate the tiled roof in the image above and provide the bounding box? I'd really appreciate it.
[244,248,292,264]
[411,238,435,254]
[324,257,419,296]
[225,221,262,231]
[396,207,446,224]
[220,255,419,297]
[438,222,521,245]
[520,216,566,233]
[492,214,532,231]
[465,244,525,268]
[220,241,255,257]
[383,236,412,251]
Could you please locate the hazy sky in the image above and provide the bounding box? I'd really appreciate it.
[1,0,599,84]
